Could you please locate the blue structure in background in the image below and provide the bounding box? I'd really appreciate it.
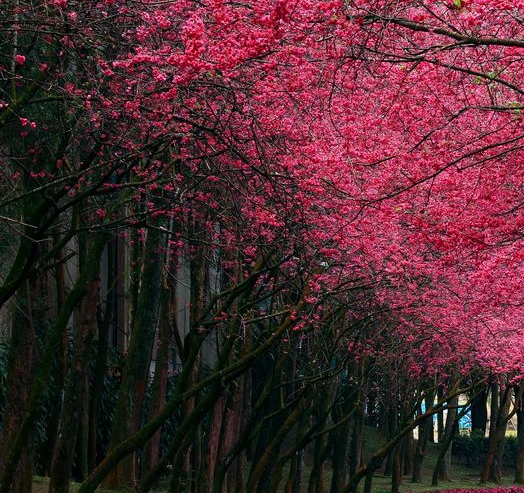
[420,401,472,432]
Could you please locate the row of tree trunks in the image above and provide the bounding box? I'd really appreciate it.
[0,231,110,493]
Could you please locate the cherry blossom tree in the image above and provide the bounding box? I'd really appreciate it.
[4,1,524,492]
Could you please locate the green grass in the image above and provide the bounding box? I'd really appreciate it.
[360,427,514,493]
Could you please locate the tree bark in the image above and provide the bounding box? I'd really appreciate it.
[49,274,100,493]
[141,280,172,479]
[471,387,488,436]
[515,384,524,484]
[412,403,430,482]
[0,283,39,493]
[0,233,109,493]
[104,224,166,489]
[481,384,512,484]
[432,394,458,486]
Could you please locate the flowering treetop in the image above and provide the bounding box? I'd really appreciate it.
[3,0,524,379]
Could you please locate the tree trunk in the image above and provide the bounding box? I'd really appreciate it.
[515,384,524,484]
[403,432,413,476]
[0,283,39,493]
[431,395,458,485]
[481,384,511,484]
[471,387,488,436]
[104,225,166,489]
[481,383,500,484]
[350,398,365,478]
[412,407,429,482]
[391,446,402,493]
[141,280,172,480]
[49,274,100,493]
[329,385,357,493]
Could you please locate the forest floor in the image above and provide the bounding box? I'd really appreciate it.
[30,428,515,493]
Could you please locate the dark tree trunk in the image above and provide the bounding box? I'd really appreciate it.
[49,274,100,493]
[383,400,398,477]
[402,432,413,476]
[87,289,111,471]
[350,398,365,478]
[141,280,172,480]
[0,283,39,493]
[104,225,166,489]
[329,385,357,493]
[412,409,429,482]
[481,384,511,484]
[471,387,488,436]
[515,385,524,484]
[391,446,402,493]
[432,394,458,486]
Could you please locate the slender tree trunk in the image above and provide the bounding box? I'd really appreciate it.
[222,358,247,493]
[350,397,365,478]
[403,432,413,476]
[481,384,500,484]
[283,409,307,493]
[412,405,429,482]
[437,387,445,443]
[391,446,402,493]
[329,385,357,493]
[49,274,101,493]
[515,384,524,484]
[383,398,398,477]
[141,280,172,480]
[104,224,166,489]
[87,279,112,471]
[431,395,458,485]
[40,236,68,477]
[199,394,225,493]
[0,283,39,493]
